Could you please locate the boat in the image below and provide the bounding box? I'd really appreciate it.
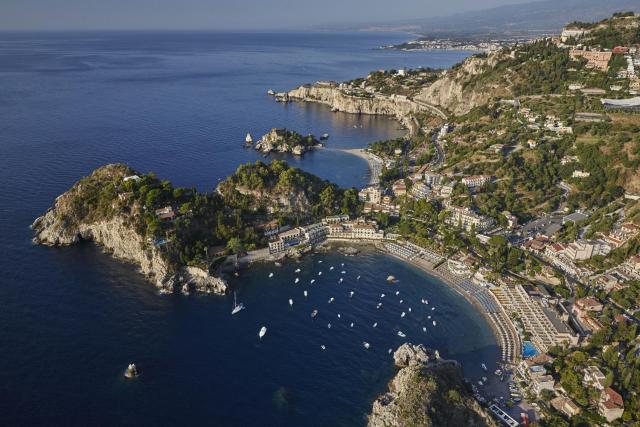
[349,291,354,298]
[311,309,318,319]
[318,271,322,276]
[318,260,323,264]
[422,327,426,332]
[341,263,344,267]
[245,133,253,144]
[330,266,334,270]
[357,275,361,280]
[432,320,437,326]
[234,272,239,277]
[267,89,275,96]
[320,133,330,140]
[408,308,412,313]
[380,293,385,298]
[258,326,267,339]
[268,272,274,278]
[376,303,383,309]
[363,342,370,350]
[294,278,299,284]
[373,322,378,328]
[310,279,315,284]
[399,299,403,304]
[397,331,406,338]
[388,348,393,354]
[431,307,435,311]
[289,299,293,307]
[350,322,354,328]
[427,315,431,319]
[304,290,308,298]
[401,312,406,318]
[482,376,488,382]
[494,370,502,376]
[481,363,488,371]
[275,262,282,267]
[328,297,334,303]
[341,270,346,274]
[295,268,301,273]
[327,323,332,329]
[386,275,395,282]
[124,363,139,379]
[395,291,400,296]
[337,313,341,318]
[321,345,326,351]
[338,278,343,283]
[478,381,483,386]
[231,292,245,315]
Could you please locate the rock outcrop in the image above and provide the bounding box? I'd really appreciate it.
[414,52,512,116]
[254,128,319,155]
[369,344,497,427]
[284,85,425,135]
[32,164,227,295]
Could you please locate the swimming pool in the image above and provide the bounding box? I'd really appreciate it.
[522,341,539,358]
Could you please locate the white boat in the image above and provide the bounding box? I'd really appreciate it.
[432,320,437,326]
[427,315,431,319]
[304,290,308,298]
[330,266,334,270]
[431,307,435,311]
[124,363,139,379]
[245,133,253,144]
[341,271,346,274]
[380,293,385,298]
[408,308,412,313]
[258,326,267,339]
[318,271,322,276]
[338,278,343,283]
[274,262,282,267]
[341,263,344,267]
[310,279,315,284]
[357,275,361,280]
[318,260,323,264]
[321,345,326,351]
[401,312,406,318]
[288,299,293,307]
[388,349,393,354]
[422,327,426,332]
[327,323,332,329]
[478,381,483,386]
[397,331,406,338]
[399,299,403,304]
[337,313,341,318]
[294,278,299,284]
[395,291,400,296]
[231,292,245,315]
[328,297,334,303]
[363,342,370,350]
[376,303,383,309]
[482,376,488,382]
[349,291,354,298]
[268,272,274,278]
[311,309,318,319]
[387,275,395,282]
[320,133,330,140]
[482,363,488,371]
[295,268,301,273]
[350,322,354,328]
[373,322,378,328]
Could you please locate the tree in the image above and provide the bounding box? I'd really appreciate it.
[226,237,244,255]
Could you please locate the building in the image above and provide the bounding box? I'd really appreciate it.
[424,172,443,187]
[268,228,303,254]
[551,396,581,417]
[392,180,407,196]
[322,214,349,224]
[358,186,383,204]
[569,49,613,71]
[573,297,604,315]
[410,182,431,200]
[461,175,491,189]
[532,375,555,395]
[572,170,590,178]
[561,27,587,42]
[154,206,176,221]
[327,220,384,240]
[301,222,328,244]
[446,206,495,232]
[564,241,607,261]
[599,387,624,422]
[583,365,607,390]
[502,211,518,229]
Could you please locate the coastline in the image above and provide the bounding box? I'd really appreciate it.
[332,148,383,186]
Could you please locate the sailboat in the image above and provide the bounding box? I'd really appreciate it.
[258,326,267,339]
[245,133,253,144]
[231,292,245,315]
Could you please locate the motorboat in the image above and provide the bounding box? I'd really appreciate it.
[373,322,378,328]
[386,275,395,282]
[432,320,437,326]
[289,299,293,307]
[397,331,406,338]
[295,268,301,273]
[258,326,267,339]
[349,291,354,298]
[328,297,334,303]
[363,342,370,350]
[311,309,318,319]
[294,278,299,284]
[376,303,383,309]
[268,272,274,278]
[482,363,488,371]
[304,290,308,298]
[400,312,406,318]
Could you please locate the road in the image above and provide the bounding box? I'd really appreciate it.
[413,99,448,120]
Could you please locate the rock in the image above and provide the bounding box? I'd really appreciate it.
[393,343,431,367]
[182,266,228,294]
[368,343,497,427]
[254,128,319,156]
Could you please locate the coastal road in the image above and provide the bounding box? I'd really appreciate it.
[413,99,448,121]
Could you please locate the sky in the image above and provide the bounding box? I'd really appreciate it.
[0,0,535,31]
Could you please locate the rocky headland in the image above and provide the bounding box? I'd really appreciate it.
[368,344,497,427]
[254,128,321,156]
[32,164,227,294]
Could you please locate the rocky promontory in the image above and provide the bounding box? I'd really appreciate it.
[369,344,497,427]
[254,128,321,156]
[32,164,227,294]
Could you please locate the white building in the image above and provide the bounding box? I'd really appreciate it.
[461,175,491,189]
[410,182,431,200]
[446,206,495,232]
[358,186,383,204]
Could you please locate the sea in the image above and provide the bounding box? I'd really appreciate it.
[0,31,499,426]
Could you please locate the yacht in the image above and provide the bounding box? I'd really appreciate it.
[397,331,406,338]
[231,292,245,315]
[363,342,370,350]
[386,275,395,282]
[124,363,139,379]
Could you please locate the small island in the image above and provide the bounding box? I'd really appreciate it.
[254,128,322,156]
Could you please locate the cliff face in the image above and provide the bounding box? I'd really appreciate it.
[369,344,497,427]
[285,85,423,135]
[415,53,512,116]
[32,164,227,295]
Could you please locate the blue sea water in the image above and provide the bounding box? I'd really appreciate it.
[0,31,498,426]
